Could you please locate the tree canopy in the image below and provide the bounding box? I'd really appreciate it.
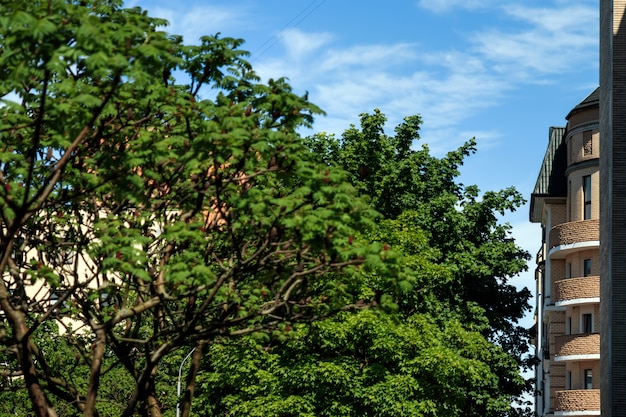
[0,1,401,416]
[192,111,533,417]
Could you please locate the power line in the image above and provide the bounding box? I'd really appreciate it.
[250,0,327,62]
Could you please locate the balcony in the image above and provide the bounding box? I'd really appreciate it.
[554,276,600,306]
[549,219,599,258]
[554,333,600,361]
[555,389,600,415]
[536,246,546,265]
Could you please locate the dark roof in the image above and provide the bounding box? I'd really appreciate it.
[529,126,567,222]
[566,87,600,120]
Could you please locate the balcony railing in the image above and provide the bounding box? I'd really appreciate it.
[549,219,599,249]
[554,389,600,413]
[554,333,600,360]
[554,276,600,304]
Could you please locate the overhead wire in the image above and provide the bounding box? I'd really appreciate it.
[250,0,328,62]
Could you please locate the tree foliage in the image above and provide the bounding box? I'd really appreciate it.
[0,2,399,416]
[193,111,533,416]
[310,111,532,344]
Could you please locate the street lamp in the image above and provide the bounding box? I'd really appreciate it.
[176,347,196,417]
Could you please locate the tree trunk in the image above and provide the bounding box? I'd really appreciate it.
[146,366,162,417]
[180,344,203,417]
[83,327,106,417]
[147,393,162,417]
[19,336,57,417]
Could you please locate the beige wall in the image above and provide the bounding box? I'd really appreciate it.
[568,129,600,166]
[567,305,601,335]
[568,168,600,222]
[567,360,601,390]
[549,203,568,229]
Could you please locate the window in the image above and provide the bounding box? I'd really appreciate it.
[583,130,593,156]
[583,313,593,333]
[584,369,593,389]
[49,289,66,307]
[583,175,592,220]
[583,259,592,277]
[49,284,69,310]
[566,262,572,278]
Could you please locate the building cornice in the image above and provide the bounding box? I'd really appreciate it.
[565,158,600,177]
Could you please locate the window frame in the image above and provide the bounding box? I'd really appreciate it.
[582,313,593,333]
[583,175,592,220]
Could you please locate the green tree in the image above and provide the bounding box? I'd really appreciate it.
[0,2,398,416]
[326,111,532,348]
[193,111,533,416]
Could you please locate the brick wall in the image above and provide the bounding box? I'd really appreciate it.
[569,105,601,130]
[568,169,600,222]
[568,127,600,166]
[549,219,600,248]
[568,361,601,390]
[550,362,566,411]
[563,249,601,278]
[549,311,566,385]
[549,203,567,229]
[572,306,580,332]
[551,259,565,299]
[555,276,600,303]
[555,389,601,411]
[600,3,626,414]
[555,333,600,357]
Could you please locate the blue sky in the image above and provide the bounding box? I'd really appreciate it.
[132,0,600,326]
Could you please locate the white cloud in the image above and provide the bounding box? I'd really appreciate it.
[254,2,596,153]
[506,4,595,31]
[256,37,512,154]
[471,4,598,78]
[151,5,244,43]
[141,0,599,158]
[277,29,333,61]
[320,43,418,71]
[425,127,501,155]
[417,0,492,13]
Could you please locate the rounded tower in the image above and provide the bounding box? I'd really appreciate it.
[531,88,601,416]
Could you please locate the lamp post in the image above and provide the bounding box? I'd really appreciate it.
[176,347,196,417]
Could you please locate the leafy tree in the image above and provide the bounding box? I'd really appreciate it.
[0,2,400,416]
[193,111,533,416]
[325,111,532,357]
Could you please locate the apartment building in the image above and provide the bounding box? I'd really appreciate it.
[530,88,601,416]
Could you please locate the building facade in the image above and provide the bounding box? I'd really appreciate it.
[530,88,601,416]
[599,1,626,416]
